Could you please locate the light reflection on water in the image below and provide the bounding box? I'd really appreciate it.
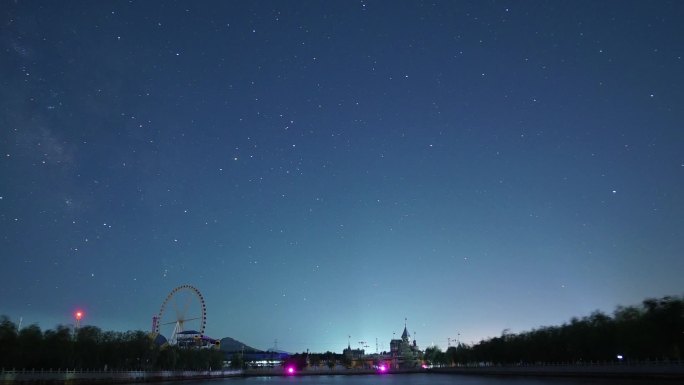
[167,373,664,385]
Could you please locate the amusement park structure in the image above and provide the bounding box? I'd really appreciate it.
[152,284,218,348]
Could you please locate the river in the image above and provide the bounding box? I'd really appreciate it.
[162,373,676,385]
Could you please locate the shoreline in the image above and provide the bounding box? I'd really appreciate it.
[2,363,683,384]
[430,364,684,381]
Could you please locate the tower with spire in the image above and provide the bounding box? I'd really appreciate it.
[401,318,410,343]
[389,318,421,368]
[343,334,365,360]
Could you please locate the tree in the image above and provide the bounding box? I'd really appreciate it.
[445,346,457,366]
[424,346,443,367]
[229,352,244,369]
[18,324,43,369]
[43,325,74,369]
[0,316,18,368]
[323,351,336,369]
[75,326,103,368]
[308,353,321,368]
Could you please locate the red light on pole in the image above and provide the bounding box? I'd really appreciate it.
[74,310,84,328]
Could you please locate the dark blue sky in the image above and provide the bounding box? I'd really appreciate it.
[1,1,683,353]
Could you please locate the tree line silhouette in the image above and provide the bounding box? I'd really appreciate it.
[2,295,681,371]
[424,295,683,367]
[0,321,223,371]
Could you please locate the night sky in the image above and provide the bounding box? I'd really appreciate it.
[1,1,683,354]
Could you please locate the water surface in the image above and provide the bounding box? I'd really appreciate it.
[168,373,671,385]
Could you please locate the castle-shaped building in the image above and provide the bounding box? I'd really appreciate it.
[389,320,422,368]
[343,342,365,359]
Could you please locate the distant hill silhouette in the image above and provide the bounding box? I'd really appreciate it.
[151,333,167,346]
[219,336,262,353]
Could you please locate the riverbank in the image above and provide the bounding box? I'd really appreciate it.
[431,362,684,381]
[2,363,683,384]
[0,368,425,383]
[0,369,241,384]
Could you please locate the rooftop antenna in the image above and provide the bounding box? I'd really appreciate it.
[376,338,378,354]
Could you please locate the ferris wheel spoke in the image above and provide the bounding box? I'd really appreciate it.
[173,296,185,320]
[181,293,192,318]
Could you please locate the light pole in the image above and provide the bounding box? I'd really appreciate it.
[74,310,84,329]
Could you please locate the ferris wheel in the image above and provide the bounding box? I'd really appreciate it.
[154,285,207,345]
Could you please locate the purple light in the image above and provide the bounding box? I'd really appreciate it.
[286,366,295,375]
[378,364,387,373]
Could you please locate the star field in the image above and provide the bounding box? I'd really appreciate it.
[1,1,683,353]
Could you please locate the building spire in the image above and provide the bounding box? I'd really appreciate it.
[401,318,410,341]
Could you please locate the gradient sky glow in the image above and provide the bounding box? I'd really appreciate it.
[1,1,683,353]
